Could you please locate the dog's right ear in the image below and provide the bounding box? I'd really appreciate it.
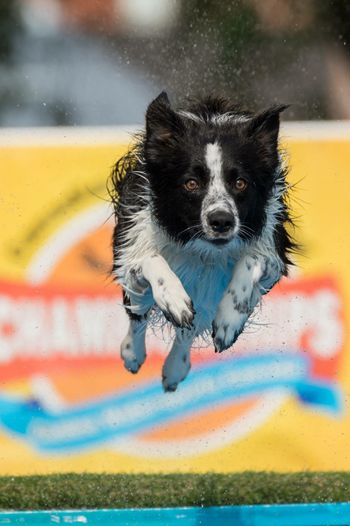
[146,91,184,141]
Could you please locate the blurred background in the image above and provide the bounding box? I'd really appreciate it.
[0,1,350,476]
[2,0,350,126]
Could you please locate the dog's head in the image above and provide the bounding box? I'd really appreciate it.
[145,92,287,247]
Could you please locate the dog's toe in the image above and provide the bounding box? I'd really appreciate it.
[121,342,145,374]
[154,285,195,330]
[213,325,243,353]
[181,309,194,329]
[123,358,142,374]
[213,337,223,353]
[163,382,178,393]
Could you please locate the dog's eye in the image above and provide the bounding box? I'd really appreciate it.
[183,179,200,192]
[234,178,248,192]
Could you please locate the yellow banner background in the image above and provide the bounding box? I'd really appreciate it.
[0,126,349,474]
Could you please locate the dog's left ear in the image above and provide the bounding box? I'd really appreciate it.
[248,104,289,149]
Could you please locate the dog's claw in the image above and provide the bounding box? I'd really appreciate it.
[161,309,179,327]
[212,327,242,353]
[212,324,219,351]
[212,318,244,353]
[155,288,195,330]
[186,299,195,313]
[214,338,224,353]
[181,310,195,330]
[161,303,195,330]
[212,287,253,353]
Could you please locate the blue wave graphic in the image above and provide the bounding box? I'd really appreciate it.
[0,351,342,454]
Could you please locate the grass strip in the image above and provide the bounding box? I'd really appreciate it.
[0,472,349,510]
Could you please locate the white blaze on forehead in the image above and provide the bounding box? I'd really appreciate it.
[202,141,240,235]
[204,141,229,209]
[205,142,223,183]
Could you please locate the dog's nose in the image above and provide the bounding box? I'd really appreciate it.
[208,210,235,233]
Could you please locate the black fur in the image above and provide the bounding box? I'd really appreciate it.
[109,92,297,273]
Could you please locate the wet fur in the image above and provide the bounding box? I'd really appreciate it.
[109,92,297,391]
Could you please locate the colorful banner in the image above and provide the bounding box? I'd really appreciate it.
[0,125,349,473]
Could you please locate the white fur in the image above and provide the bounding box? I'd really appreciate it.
[142,254,194,328]
[209,175,287,352]
[177,110,203,123]
[178,110,251,126]
[212,254,266,352]
[210,113,250,125]
[162,330,193,391]
[115,164,286,390]
[121,318,147,374]
[201,142,240,239]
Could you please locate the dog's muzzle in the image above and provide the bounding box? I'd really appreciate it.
[202,209,237,245]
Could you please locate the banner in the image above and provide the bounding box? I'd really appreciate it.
[0,125,348,473]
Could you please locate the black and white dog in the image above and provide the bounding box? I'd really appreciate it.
[110,92,296,392]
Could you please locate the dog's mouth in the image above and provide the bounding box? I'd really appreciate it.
[209,237,232,246]
[184,230,235,247]
[203,234,236,247]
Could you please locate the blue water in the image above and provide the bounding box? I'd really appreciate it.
[1,504,350,525]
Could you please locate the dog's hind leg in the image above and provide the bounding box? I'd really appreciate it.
[120,288,151,374]
[162,330,194,392]
[121,317,148,374]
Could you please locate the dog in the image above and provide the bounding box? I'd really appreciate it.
[109,92,296,392]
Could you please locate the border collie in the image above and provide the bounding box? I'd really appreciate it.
[109,92,296,392]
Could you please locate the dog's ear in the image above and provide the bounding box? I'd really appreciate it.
[146,91,184,141]
[248,104,289,149]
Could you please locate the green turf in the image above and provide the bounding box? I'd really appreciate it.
[0,473,349,510]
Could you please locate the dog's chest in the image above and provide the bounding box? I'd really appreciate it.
[161,246,236,332]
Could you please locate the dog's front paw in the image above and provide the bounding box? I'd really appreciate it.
[212,291,251,353]
[153,281,195,329]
